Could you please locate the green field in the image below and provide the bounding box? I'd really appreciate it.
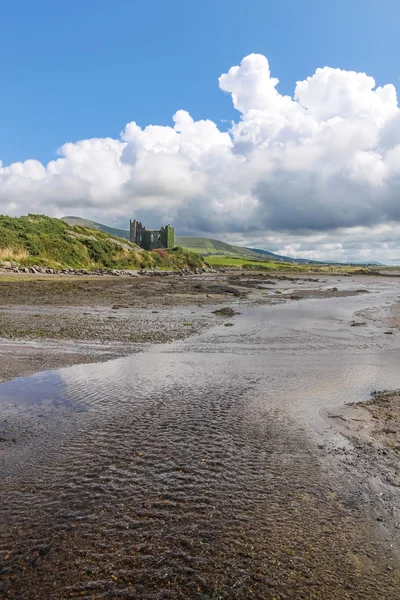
[174,236,324,264]
[205,255,367,272]
[205,256,282,268]
[205,255,313,271]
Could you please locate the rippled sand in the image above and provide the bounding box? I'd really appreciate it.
[2,276,400,598]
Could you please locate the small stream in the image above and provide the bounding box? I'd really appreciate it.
[1,276,400,598]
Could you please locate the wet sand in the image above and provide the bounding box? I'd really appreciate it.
[0,273,246,380]
[1,273,400,598]
[332,391,400,455]
[0,272,364,381]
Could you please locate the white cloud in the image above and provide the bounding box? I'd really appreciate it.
[1,53,400,262]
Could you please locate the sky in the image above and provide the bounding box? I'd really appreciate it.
[1,0,400,263]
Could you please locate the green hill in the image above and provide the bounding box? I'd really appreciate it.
[61,218,286,261]
[62,216,130,240]
[175,237,328,264]
[0,214,203,271]
[60,217,380,267]
[174,236,267,259]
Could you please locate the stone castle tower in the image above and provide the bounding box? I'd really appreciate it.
[130,220,175,250]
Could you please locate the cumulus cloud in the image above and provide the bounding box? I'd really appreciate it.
[1,53,400,262]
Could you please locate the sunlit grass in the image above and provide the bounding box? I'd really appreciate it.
[0,247,29,261]
[205,255,369,272]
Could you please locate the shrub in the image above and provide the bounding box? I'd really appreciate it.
[154,248,167,259]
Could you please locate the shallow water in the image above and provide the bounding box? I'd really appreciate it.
[2,277,400,598]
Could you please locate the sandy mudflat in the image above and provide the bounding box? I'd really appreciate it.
[0,271,365,381]
[2,272,400,599]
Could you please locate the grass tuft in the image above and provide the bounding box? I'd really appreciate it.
[0,247,29,261]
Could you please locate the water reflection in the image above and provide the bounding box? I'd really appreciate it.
[0,370,72,410]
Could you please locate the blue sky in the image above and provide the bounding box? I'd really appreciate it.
[1,0,399,165]
[1,0,400,263]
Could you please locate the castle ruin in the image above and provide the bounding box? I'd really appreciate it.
[130,220,175,250]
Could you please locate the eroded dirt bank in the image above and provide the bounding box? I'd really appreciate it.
[2,273,400,598]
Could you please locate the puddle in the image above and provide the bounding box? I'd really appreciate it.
[0,371,72,411]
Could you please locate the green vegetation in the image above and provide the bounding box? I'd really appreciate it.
[205,255,294,270]
[205,255,365,272]
[61,216,130,240]
[0,214,203,271]
[63,216,174,250]
[175,236,267,259]
[62,220,280,260]
[160,224,175,249]
[140,230,152,251]
[175,236,314,263]
[60,217,382,268]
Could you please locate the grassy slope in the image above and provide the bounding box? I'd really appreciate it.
[0,214,203,271]
[60,217,380,268]
[62,218,283,261]
[176,237,336,265]
[174,236,264,259]
[62,216,130,240]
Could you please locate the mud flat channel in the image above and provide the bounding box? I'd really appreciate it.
[1,273,400,598]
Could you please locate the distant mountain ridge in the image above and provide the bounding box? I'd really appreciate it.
[174,236,315,264]
[62,216,130,241]
[60,217,382,266]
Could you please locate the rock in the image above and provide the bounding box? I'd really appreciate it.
[38,544,51,557]
[213,307,240,317]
